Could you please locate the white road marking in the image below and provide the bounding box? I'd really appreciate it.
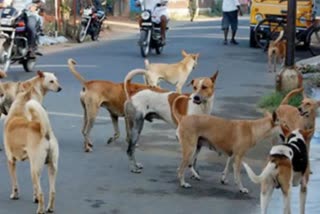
[47,111,116,121]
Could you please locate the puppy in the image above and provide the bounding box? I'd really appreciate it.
[174,104,278,193]
[143,50,200,93]
[243,126,313,214]
[68,58,168,152]
[0,71,62,116]
[124,69,219,173]
[268,30,286,73]
[4,89,59,214]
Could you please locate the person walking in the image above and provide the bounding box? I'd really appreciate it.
[189,0,198,22]
[221,0,243,45]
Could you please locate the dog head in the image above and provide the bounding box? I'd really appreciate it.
[38,71,62,93]
[298,93,320,119]
[279,124,314,144]
[181,50,200,70]
[188,70,219,105]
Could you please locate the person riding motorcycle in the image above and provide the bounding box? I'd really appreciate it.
[10,0,46,58]
[135,0,169,46]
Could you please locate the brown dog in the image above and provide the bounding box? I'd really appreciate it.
[268,30,286,73]
[0,71,62,116]
[4,88,59,214]
[174,101,278,193]
[243,125,313,214]
[276,87,319,152]
[68,58,170,152]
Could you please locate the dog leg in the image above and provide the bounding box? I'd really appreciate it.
[233,155,248,193]
[221,155,234,184]
[7,160,19,200]
[300,177,308,214]
[107,112,120,144]
[46,154,58,213]
[125,103,145,173]
[82,103,99,152]
[176,83,183,94]
[178,146,195,188]
[190,143,202,180]
[261,179,274,214]
[268,53,272,72]
[30,164,45,214]
[282,188,291,214]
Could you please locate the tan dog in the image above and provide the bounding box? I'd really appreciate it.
[68,58,171,152]
[0,71,62,116]
[243,126,313,214]
[143,50,200,93]
[268,30,286,73]
[174,102,278,193]
[4,89,59,214]
[124,69,219,173]
[276,87,319,152]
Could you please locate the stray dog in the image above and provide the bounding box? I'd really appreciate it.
[0,71,62,116]
[268,30,286,73]
[243,126,313,214]
[68,58,168,152]
[124,69,219,173]
[4,89,59,214]
[143,50,200,93]
[276,87,319,152]
[174,106,278,193]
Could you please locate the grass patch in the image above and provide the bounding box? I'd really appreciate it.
[258,90,303,112]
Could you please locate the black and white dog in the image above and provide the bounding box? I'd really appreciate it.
[242,125,313,214]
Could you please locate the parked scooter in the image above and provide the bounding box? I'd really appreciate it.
[77,6,106,43]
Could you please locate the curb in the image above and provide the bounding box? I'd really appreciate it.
[297,55,320,66]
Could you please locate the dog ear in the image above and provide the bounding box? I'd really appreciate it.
[37,70,45,78]
[210,70,219,83]
[187,79,194,87]
[300,128,314,141]
[271,111,278,123]
[280,123,291,138]
[181,50,188,57]
[193,53,200,60]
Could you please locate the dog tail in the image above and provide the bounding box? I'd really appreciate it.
[124,68,148,100]
[280,87,304,105]
[242,162,276,184]
[25,100,52,140]
[144,59,150,70]
[172,95,189,123]
[68,58,86,85]
[274,30,284,44]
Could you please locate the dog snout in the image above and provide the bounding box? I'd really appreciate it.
[57,87,62,92]
[193,95,202,104]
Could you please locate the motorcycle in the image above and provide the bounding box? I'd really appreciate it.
[0,7,41,72]
[138,1,168,58]
[77,7,106,43]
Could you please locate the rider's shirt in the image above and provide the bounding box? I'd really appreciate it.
[137,0,168,24]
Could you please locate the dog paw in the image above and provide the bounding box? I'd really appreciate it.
[240,188,249,194]
[130,168,142,174]
[10,194,19,200]
[84,147,93,153]
[181,182,192,188]
[190,175,201,181]
[136,163,143,169]
[220,178,228,185]
[46,208,54,213]
[107,137,114,144]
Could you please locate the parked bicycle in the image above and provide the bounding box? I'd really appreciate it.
[253,12,320,56]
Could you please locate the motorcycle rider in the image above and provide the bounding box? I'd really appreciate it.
[135,0,169,45]
[10,0,46,58]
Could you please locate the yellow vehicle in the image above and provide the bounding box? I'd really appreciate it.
[249,0,317,48]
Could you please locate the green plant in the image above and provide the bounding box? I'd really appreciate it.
[60,2,71,14]
[257,90,303,112]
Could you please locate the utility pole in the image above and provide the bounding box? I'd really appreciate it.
[285,0,296,67]
[276,0,303,92]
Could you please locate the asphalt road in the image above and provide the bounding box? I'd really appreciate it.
[0,18,319,214]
